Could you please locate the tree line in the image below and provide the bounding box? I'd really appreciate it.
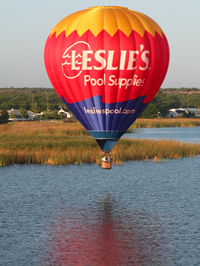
[0,87,200,119]
[141,88,200,118]
[0,88,65,112]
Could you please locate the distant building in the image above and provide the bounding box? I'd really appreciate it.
[27,111,35,119]
[166,108,188,118]
[58,107,72,118]
[7,108,35,120]
[158,107,200,118]
[7,108,22,120]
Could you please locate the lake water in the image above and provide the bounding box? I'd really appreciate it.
[1,127,200,265]
[123,126,200,143]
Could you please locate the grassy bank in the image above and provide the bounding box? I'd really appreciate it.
[0,121,200,166]
[131,118,200,128]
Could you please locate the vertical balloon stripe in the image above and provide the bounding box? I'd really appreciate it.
[87,29,104,131]
[112,30,124,131]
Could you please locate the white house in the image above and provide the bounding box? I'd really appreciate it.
[166,108,188,118]
[8,108,36,120]
[7,108,22,120]
[27,111,35,119]
[58,107,71,118]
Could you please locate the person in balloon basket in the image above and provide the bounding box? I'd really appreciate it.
[107,155,111,163]
[101,154,112,163]
[101,156,107,162]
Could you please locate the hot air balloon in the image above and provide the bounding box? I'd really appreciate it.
[44,6,169,169]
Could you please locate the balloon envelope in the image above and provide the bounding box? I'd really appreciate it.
[44,6,169,151]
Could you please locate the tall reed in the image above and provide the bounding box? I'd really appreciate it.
[131,118,200,128]
[0,121,200,166]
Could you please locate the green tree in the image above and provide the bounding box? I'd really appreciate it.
[182,111,195,118]
[51,111,60,119]
[140,103,158,118]
[152,91,181,113]
[20,108,27,119]
[10,113,15,119]
[0,109,9,121]
[42,113,50,120]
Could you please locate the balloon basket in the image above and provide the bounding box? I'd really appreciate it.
[101,161,112,169]
[101,151,112,170]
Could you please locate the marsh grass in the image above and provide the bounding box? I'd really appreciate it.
[0,121,88,136]
[0,121,200,166]
[131,118,200,128]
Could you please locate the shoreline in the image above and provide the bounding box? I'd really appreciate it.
[0,120,200,166]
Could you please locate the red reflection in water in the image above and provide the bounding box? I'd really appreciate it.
[44,196,163,265]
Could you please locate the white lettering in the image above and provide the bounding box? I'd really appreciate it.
[82,50,93,70]
[84,74,106,86]
[139,50,149,70]
[71,50,80,70]
[94,50,106,70]
[108,74,145,89]
[107,51,118,70]
[127,51,139,70]
[119,50,127,70]
[84,75,91,86]
[108,75,115,86]
[62,41,150,80]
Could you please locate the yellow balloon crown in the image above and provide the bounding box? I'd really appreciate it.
[49,6,164,38]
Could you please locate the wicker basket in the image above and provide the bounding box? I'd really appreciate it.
[101,161,112,169]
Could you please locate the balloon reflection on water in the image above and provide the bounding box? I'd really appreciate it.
[44,195,167,265]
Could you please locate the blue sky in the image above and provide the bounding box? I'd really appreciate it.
[1,0,200,88]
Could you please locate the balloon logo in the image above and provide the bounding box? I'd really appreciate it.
[44,6,169,154]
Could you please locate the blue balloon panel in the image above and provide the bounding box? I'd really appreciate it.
[62,95,148,151]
